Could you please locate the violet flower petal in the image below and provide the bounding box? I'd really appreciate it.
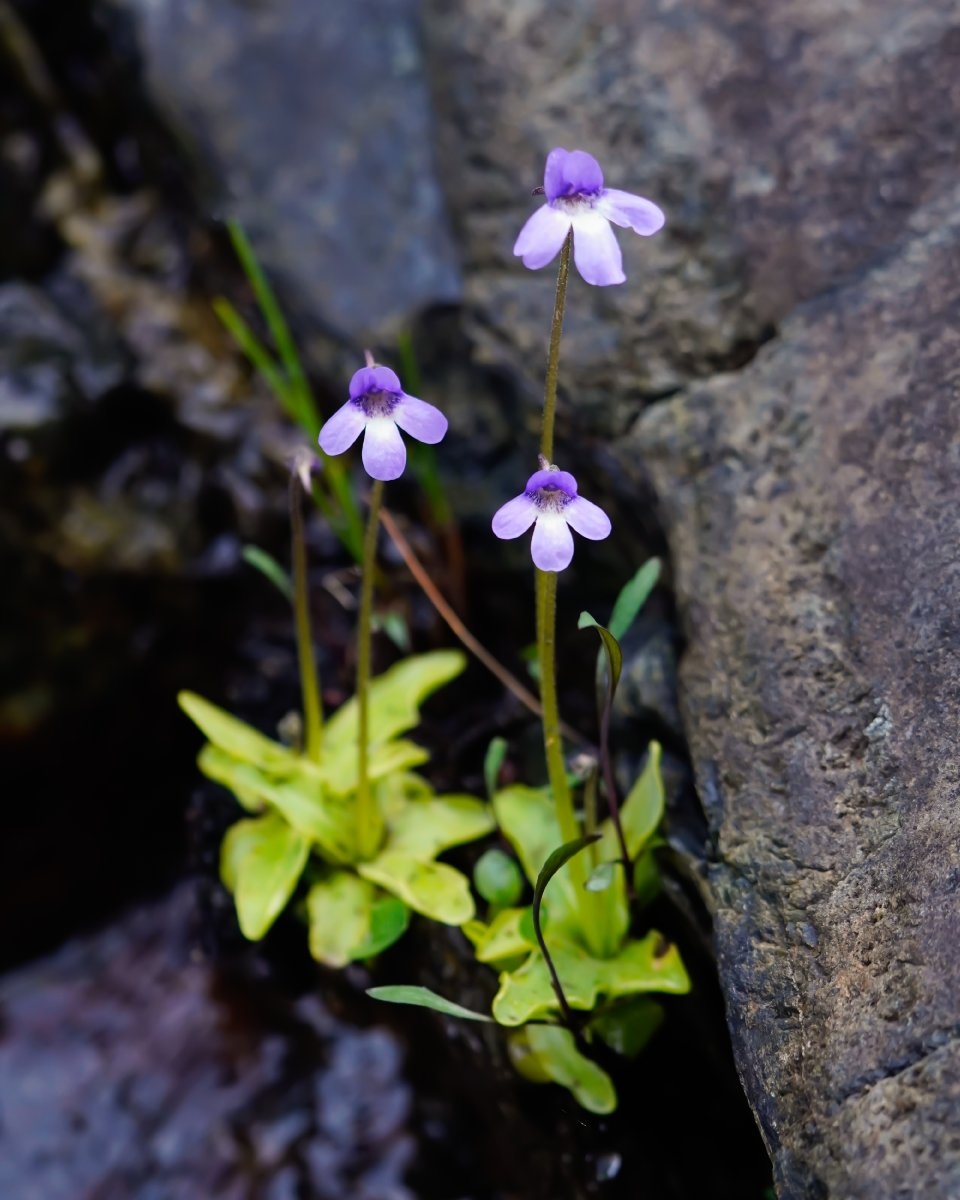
[514,205,572,269]
[597,189,666,236]
[492,494,539,539]
[570,211,625,286]
[543,147,571,200]
[544,148,603,200]
[393,394,448,445]
[563,496,612,541]
[524,468,578,496]
[319,402,366,456]
[531,513,575,572]
[350,365,401,399]
[558,149,604,196]
[361,417,407,481]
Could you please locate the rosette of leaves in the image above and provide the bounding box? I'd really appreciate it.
[179,650,494,967]
[480,743,689,1110]
[374,744,690,1113]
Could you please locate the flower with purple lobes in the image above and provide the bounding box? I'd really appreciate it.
[514,148,665,286]
[318,364,448,481]
[492,465,611,572]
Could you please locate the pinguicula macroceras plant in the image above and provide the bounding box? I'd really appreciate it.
[179,350,494,967]
[371,148,691,1113]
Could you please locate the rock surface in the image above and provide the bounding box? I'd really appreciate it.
[114,0,461,339]
[0,885,424,1200]
[635,168,960,1200]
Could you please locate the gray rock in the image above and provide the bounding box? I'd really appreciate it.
[0,886,417,1200]
[114,0,461,339]
[422,0,960,448]
[0,279,126,434]
[634,178,960,1198]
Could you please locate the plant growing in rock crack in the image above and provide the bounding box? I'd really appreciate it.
[179,344,494,967]
[371,148,690,1112]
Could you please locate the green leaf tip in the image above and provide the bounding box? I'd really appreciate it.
[608,558,661,641]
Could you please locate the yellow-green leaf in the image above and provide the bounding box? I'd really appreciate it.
[199,746,356,864]
[460,919,488,949]
[474,907,536,965]
[492,930,690,1026]
[492,786,579,938]
[306,871,376,968]
[525,1025,617,1114]
[319,738,429,798]
[386,794,495,859]
[321,650,466,754]
[220,812,309,941]
[179,691,295,773]
[599,741,665,861]
[358,851,475,925]
[492,941,599,1025]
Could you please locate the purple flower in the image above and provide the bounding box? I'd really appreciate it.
[492,467,611,572]
[318,364,447,481]
[514,148,665,286]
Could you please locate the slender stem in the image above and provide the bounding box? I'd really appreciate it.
[537,568,607,959]
[533,238,609,955]
[539,232,572,463]
[289,472,323,760]
[533,881,575,1029]
[536,569,578,844]
[355,479,386,858]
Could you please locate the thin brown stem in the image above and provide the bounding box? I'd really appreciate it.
[379,506,587,747]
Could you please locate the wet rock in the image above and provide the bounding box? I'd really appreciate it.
[111,0,461,340]
[0,885,419,1200]
[635,177,960,1197]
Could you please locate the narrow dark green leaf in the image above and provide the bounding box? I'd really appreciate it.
[213,298,291,413]
[608,559,661,641]
[367,985,494,1022]
[242,545,293,601]
[226,220,318,436]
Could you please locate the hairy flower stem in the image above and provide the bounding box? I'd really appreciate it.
[535,233,607,956]
[539,231,572,463]
[355,478,386,859]
[290,472,323,761]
